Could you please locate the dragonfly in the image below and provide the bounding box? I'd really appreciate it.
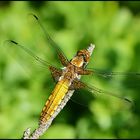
[6,14,139,139]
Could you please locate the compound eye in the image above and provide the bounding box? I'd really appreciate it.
[83,54,87,62]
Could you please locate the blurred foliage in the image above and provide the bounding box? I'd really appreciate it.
[0,1,140,139]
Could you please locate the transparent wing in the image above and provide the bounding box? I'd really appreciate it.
[86,68,140,78]
[4,40,63,82]
[70,79,134,107]
[28,13,69,66]
[83,68,140,89]
[5,40,59,69]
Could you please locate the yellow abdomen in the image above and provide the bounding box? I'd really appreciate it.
[40,79,69,124]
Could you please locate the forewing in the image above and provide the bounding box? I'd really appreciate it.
[29,14,69,67]
[83,68,140,89]
[85,68,140,78]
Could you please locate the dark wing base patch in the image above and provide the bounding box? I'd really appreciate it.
[49,66,62,82]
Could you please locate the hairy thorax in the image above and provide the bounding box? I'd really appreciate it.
[59,63,79,84]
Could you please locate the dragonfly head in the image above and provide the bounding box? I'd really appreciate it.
[70,43,95,67]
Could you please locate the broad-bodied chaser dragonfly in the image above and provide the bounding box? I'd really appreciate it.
[6,14,140,139]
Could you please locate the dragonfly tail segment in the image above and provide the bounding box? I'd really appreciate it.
[22,89,75,139]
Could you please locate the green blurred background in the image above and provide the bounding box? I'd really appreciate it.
[0,1,140,139]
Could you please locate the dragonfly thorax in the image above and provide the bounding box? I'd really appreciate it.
[59,64,79,84]
[70,56,85,67]
[70,44,95,68]
[59,44,95,85]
